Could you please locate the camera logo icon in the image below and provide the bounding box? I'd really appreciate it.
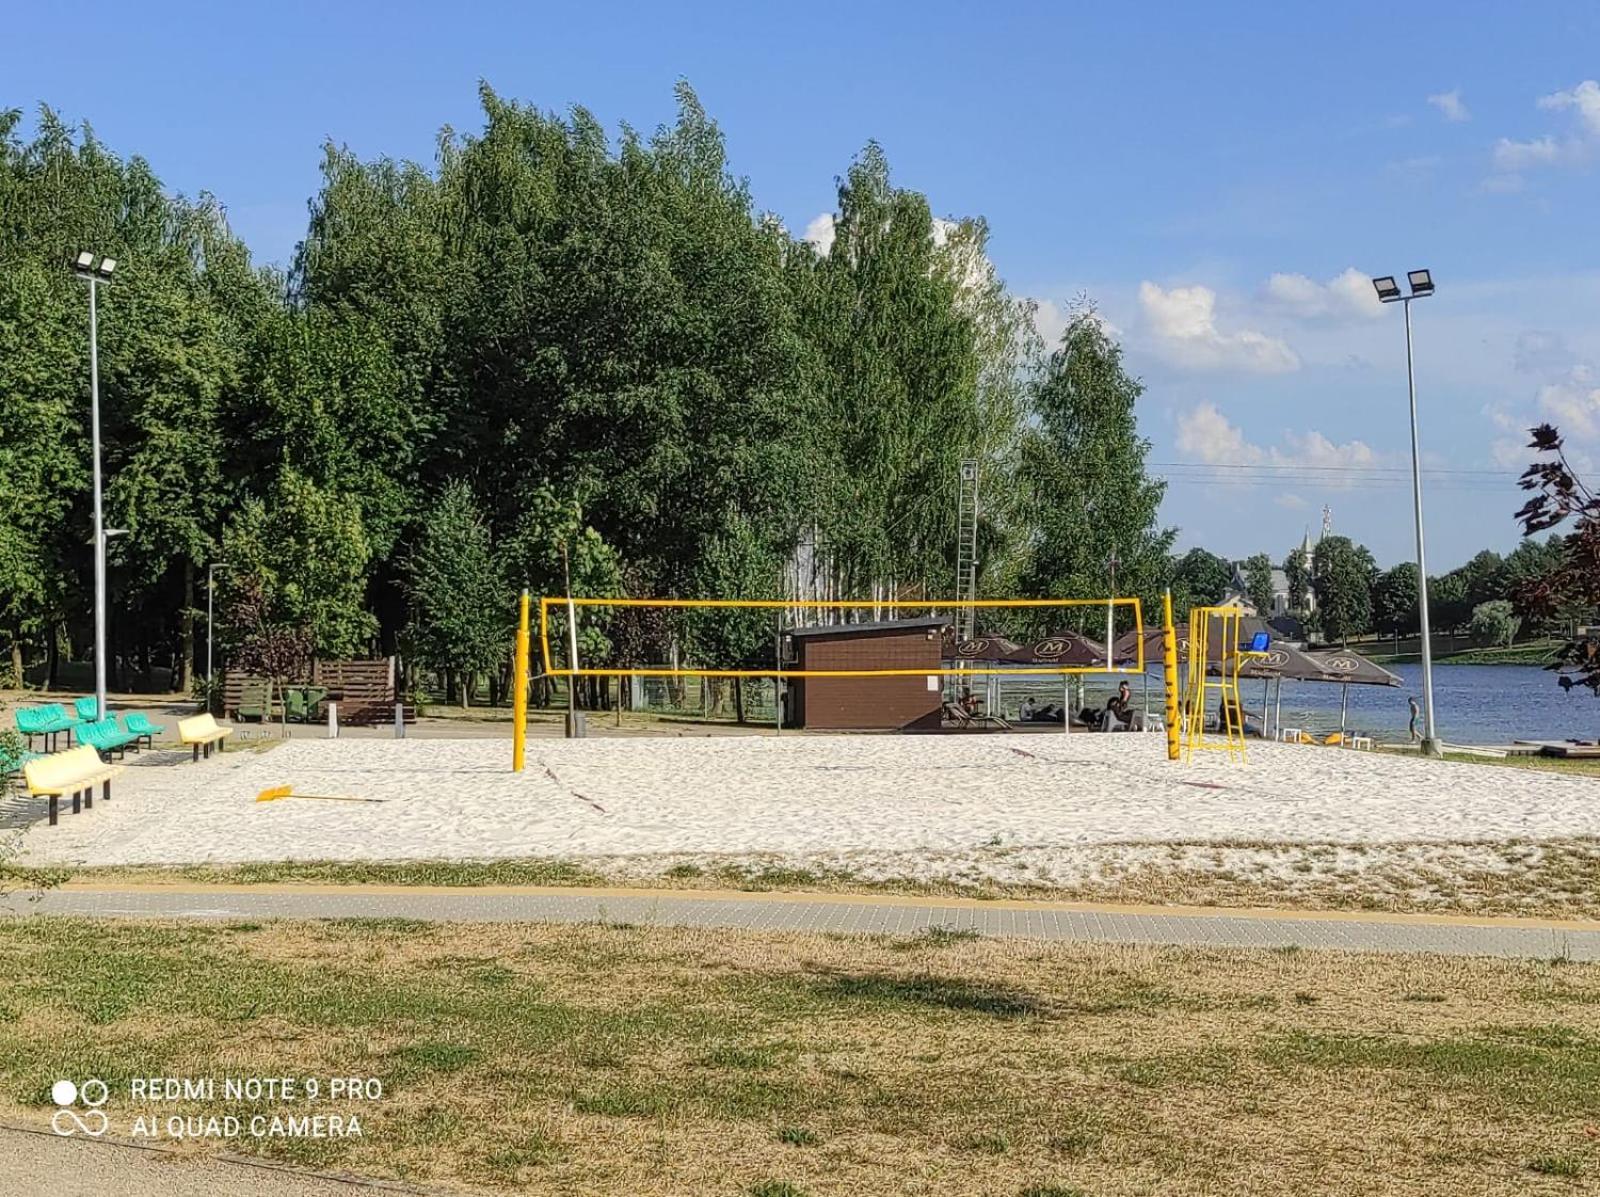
[51,1079,109,1137]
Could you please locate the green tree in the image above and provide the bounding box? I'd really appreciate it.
[798,142,1031,602]
[1285,547,1310,613]
[1170,548,1232,621]
[1503,535,1566,629]
[221,471,376,659]
[1373,562,1419,637]
[1011,312,1172,635]
[1428,570,1470,633]
[405,483,508,707]
[1310,536,1377,643]
[1458,549,1507,612]
[1469,599,1519,647]
[1242,553,1275,614]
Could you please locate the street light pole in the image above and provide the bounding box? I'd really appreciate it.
[73,253,117,721]
[1373,270,1440,756]
[1402,299,1440,755]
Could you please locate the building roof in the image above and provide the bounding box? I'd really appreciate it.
[788,617,947,639]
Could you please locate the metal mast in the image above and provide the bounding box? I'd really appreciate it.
[955,459,980,641]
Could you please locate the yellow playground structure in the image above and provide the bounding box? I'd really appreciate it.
[1179,604,1262,763]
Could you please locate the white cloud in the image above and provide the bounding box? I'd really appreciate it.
[803,212,835,255]
[1280,428,1379,471]
[1263,267,1382,321]
[1540,79,1600,135]
[1491,436,1530,469]
[1176,403,1265,464]
[1428,89,1470,122]
[1492,135,1567,172]
[1275,492,1310,511]
[1488,79,1600,182]
[1536,366,1600,440]
[1138,282,1299,374]
[1175,403,1377,477]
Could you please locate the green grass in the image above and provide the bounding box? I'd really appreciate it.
[1528,1154,1583,1177]
[3,917,1600,1193]
[747,1183,809,1197]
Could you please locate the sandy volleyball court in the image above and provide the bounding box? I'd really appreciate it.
[10,735,1600,874]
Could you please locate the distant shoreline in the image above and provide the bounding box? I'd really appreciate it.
[1361,644,1558,668]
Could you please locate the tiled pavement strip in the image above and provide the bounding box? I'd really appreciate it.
[3,884,1598,960]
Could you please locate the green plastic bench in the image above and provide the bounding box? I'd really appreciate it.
[75,717,140,759]
[120,712,165,749]
[15,704,80,751]
[73,695,100,722]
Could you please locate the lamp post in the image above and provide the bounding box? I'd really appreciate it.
[206,562,232,682]
[72,251,117,720]
[1372,269,1440,756]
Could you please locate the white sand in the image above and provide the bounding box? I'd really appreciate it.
[11,735,1600,874]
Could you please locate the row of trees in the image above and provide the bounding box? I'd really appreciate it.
[1,88,1184,702]
[1165,536,1568,647]
[5,89,1583,706]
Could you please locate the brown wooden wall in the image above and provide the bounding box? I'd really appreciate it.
[791,629,942,731]
[221,658,405,724]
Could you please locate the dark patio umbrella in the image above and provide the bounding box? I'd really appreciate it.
[947,634,1028,662]
[1304,649,1403,687]
[1024,631,1108,667]
[1305,648,1402,737]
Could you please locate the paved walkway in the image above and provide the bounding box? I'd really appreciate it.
[6,883,1598,960]
[0,1124,437,1197]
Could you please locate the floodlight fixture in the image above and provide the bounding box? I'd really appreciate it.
[1406,268,1433,297]
[1372,275,1402,303]
[97,257,117,277]
[74,250,95,271]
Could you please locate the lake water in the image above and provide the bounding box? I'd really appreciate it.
[1253,663,1598,746]
[1022,664,1598,746]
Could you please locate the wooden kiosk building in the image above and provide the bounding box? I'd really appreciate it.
[784,617,946,731]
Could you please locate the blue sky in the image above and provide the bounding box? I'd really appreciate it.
[11,1,1600,572]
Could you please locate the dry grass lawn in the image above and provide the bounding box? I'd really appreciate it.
[2,917,1599,1195]
[51,832,1600,922]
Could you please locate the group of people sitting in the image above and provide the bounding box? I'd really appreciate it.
[1017,681,1144,731]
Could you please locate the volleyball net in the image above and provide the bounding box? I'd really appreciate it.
[536,597,1146,678]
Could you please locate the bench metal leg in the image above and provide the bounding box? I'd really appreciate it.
[49,795,57,826]
[192,743,199,762]
[104,779,111,803]
[84,785,92,809]
[72,789,81,815]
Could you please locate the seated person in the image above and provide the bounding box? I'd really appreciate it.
[1102,681,1134,731]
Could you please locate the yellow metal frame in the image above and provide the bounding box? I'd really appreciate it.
[536,596,1145,679]
[512,590,530,773]
[1161,590,1181,762]
[1180,605,1251,763]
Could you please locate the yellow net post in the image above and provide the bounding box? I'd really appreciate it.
[1161,590,1180,761]
[512,589,530,772]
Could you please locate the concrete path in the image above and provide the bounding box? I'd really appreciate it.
[0,1125,439,1197]
[6,883,1598,960]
